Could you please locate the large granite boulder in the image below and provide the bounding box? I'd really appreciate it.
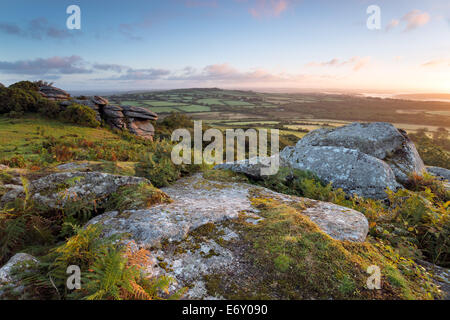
[1,171,149,209]
[282,145,400,199]
[295,122,425,184]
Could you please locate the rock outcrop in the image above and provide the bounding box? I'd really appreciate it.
[38,85,70,101]
[294,122,425,184]
[280,145,401,199]
[216,122,429,199]
[37,84,158,139]
[0,253,38,298]
[1,171,149,209]
[88,173,368,245]
[103,105,158,140]
[0,253,38,285]
[86,173,368,299]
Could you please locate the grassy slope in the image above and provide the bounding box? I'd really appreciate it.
[0,115,119,163]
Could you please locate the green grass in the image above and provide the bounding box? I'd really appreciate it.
[143,101,187,107]
[197,98,225,105]
[120,101,143,107]
[176,105,211,112]
[0,115,119,162]
[144,106,181,113]
[223,100,254,107]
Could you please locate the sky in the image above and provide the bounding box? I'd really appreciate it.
[0,0,449,93]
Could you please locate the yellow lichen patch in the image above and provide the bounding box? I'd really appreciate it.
[203,169,249,183]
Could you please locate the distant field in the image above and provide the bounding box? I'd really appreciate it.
[177,105,211,112]
[121,101,143,107]
[224,100,254,106]
[107,88,450,132]
[144,101,187,107]
[197,98,225,105]
[146,107,180,113]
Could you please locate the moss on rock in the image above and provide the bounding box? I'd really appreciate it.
[203,194,442,300]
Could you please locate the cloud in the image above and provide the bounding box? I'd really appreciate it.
[102,68,171,81]
[248,0,290,18]
[402,10,430,31]
[0,56,91,75]
[93,63,129,73]
[306,57,371,71]
[0,18,75,40]
[421,59,450,68]
[0,23,23,36]
[0,56,337,87]
[168,63,277,81]
[386,19,399,32]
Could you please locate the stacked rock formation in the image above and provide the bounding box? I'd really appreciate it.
[38,85,71,101]
[103,105,158,139]
[37,85,158,140]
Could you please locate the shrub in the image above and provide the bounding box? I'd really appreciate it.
[410,129,450,169]
[59,104,100,128]
[405,172,449,203]
[253,167,348,203]
[0,87,41,115]
[37,99,60,118]
[0,171,14,184]
[1,155,27,168]
[8,81,39,92]
[105,182,172,212]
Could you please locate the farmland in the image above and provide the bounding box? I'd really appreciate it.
[107,88,450,138]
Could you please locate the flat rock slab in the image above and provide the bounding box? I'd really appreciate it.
[87,173,369,299]
[88,174,369,246]
[87,174,256,247]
